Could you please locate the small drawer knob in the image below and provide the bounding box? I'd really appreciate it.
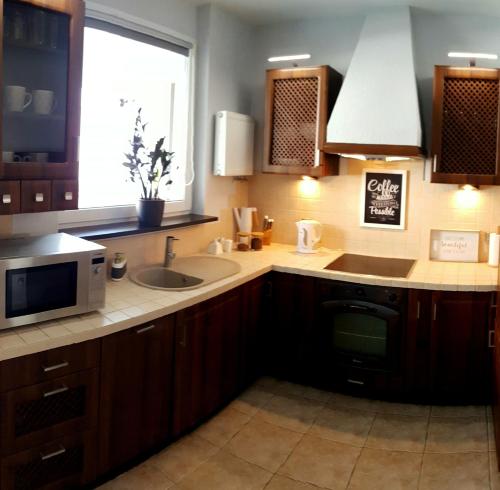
[35,193,44,203]
[2,194,11,204]
[64,191,73,201]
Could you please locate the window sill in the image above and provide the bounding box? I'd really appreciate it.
[63,213,218,240]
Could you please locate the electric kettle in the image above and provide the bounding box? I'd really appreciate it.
[296,219,322,254]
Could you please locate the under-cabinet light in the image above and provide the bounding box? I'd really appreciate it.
[268,54,311,62]
[448,52,498,60]
[459,184,479,191]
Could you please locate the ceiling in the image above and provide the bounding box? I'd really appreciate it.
[186,0,500,25]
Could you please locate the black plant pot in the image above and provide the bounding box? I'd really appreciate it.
[137,198,165,227]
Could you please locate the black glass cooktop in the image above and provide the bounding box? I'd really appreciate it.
[325,253,416,278]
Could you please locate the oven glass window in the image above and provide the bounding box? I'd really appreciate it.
[6,262,78,318]
[332,312,387,358]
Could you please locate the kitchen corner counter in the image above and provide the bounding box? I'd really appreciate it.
[0,244,497,361]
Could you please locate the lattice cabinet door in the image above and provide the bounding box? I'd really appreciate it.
[263,65,342,177]
[431,66,500,185]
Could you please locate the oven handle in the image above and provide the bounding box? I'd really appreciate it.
[345,304,371,311]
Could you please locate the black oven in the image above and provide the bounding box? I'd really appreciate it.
[317,280,407,387]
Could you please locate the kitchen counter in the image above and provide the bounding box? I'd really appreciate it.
[0,244,497,361]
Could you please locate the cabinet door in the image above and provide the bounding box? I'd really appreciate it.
[51,179,77,210]
[269,272,316,384]
[263,66,341,177]
[1,0,84,180]
[431,66,500,185]
[0,181,20,214]
[430,291,492,403]
[239,275,270,389]
[173,289,242,437]
[405,289,432,398]
[99,316,174,475]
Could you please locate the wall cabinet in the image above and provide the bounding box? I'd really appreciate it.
[0,0,84,212]
[431,66,500,185]
[263,65,342,177]
[98,316,175,475]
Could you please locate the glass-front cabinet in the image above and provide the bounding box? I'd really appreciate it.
[0,0,83,213]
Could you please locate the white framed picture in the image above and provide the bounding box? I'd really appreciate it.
[360,169,408,230]
[429,229,480,262]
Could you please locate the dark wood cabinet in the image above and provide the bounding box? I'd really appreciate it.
[268,272,316,384]
[0,0,84,212]
[52,179,78,210]
[263,65,342,177]
[431,66,500,185]
[20,179,51,213]
[429,291,493,403]
[0,180,20,214]
[173,289,242,437]
[98,316,175,475]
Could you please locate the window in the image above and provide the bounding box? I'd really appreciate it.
[77,19,192,216]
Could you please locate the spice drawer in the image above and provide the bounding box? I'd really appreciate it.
[0,429,97,490]
[0,369,99,455]
[0,339,100,393]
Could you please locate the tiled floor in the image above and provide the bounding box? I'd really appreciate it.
[98,377,500,490]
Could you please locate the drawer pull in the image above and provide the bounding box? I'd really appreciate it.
[347,378,365,386]
[35,193,44,203]
[40,445,66,461]
[64,191,73,201]
[43,385,69,398]
[136,324,155,334]
[489,330,495,348]
[2,194,11,204]
[42,361,69,373]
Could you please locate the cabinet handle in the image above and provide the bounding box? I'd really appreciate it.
[433,303,437,321]
[2,194,11,204]
[136,324,155,334]
[489,330,495,348]
[347,378,365,386]
[416,300,421,320]
[42,361,69,373]
[64,191,73,201]
[180,324,187,347]
[43,385,69,398]
[433,155,437,173]
[35,193,44,203]
[40,445,66,461]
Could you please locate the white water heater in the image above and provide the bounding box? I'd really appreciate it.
[213,111,254,176]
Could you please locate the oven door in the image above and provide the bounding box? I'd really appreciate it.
[0,253,90,329]
[321,300,401,371]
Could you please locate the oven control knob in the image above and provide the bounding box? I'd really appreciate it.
[355,288,365,297]
[388,293,398,302]
[94,266,102,274]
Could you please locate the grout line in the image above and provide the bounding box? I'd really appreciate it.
[416,406,432,489]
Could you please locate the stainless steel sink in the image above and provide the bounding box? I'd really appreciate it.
[131,256,241,291]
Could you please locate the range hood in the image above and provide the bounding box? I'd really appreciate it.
[324,8,423,160]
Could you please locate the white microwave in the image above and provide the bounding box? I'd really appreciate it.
[0,233,106,330]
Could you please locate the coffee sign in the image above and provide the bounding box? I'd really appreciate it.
[360,169,407,230]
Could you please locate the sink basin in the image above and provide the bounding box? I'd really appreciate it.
[131,256,241,291]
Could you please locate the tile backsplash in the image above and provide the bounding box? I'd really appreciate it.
[249,158,500,260]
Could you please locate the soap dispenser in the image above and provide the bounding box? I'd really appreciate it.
[111,252,127,281]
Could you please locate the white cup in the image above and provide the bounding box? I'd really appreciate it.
[2,151,14,162]
[33,89,56,115]
[31,152,49,163]
[4,85,32,112]
[222,239,233,253]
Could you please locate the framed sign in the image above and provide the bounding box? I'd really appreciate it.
[360,169,407,230]
[429,229,480,262]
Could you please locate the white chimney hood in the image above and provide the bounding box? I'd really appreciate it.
[324,8,423,159]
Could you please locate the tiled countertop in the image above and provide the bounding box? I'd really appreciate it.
[0,244,497,361]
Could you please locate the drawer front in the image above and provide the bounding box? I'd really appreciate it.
[0,340,100,393]
[51,180,78,211]
[21,180,51,213]
[1,369,98,455]
[0,181,20,215]
[1,430,96,490]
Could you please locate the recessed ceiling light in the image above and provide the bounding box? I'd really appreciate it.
[268,54,311,62]
[448,52,498,60]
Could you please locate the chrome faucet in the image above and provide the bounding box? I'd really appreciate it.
[164,235,179,268]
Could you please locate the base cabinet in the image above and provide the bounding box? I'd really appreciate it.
[98,316,175,476]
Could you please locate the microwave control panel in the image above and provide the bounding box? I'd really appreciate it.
[89,253,106,309]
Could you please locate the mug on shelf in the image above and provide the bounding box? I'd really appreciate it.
[4,85,32,112]
[2,151,14,162]
[33,89,56,115]
[30,152,49,163]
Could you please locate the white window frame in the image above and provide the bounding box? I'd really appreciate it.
[58,2,196,229]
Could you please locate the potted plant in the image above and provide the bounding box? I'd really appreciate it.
[123,107,174,227]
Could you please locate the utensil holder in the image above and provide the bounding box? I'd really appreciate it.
[263,229,272,246]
